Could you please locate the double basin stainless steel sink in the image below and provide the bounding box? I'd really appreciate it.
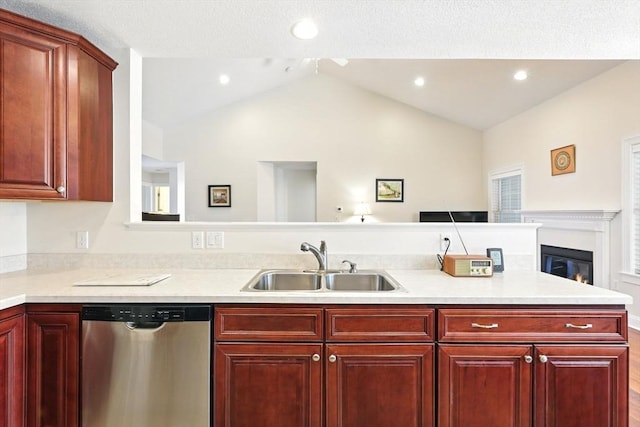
[242,269,404,292]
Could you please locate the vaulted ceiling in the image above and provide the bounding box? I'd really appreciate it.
[1,1,638,129]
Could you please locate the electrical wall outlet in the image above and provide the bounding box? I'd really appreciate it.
[76,231,89,249]
[440,233,452,252]
[206,231,224,249]
[192,231,204,249]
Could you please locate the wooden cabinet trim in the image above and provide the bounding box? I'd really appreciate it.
[438,309,628,343]
[215,307,324,341]
[0,8,117,70]
[0,304,24,321]
[326,307,435,342]
[0,310,25,427]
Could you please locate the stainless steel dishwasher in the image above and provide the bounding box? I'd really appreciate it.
[81,305,211,427]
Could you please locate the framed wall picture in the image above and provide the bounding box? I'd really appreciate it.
[208,185,231,207]
[551,144,576,176]
[376,179,404,202]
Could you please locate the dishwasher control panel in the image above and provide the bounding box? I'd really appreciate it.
[82,305,211,322]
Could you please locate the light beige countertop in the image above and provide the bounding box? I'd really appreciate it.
[0,268,632,310]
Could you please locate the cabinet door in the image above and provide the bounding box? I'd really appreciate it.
[438,344,533,427]
[534,345,628,427]
[26,311,80,427]
[326,343,434,427]
[0,307,25,427]
[0,24,67,199]
[215,342,323,427]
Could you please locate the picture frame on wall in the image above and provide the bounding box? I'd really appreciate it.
[550,144,576,176]
[376,179,404,202]
[208,185,231,207]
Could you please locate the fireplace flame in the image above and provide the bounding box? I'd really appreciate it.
[573,273,589,285]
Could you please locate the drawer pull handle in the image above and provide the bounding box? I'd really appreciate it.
[471,322,499,329]
[312,354,320,362]
[565,323,593,329]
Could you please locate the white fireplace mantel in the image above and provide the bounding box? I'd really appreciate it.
[521,210,620,288]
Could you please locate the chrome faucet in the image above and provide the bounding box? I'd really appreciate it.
[300,240,328,271]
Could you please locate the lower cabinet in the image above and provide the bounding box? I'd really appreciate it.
[0,305,25,427]
[325,343,433,427]
[437,308,629,427]
[26,304,81,427]
[214,305,435,427]
[215,343,323,427]
[438,344,533,427]
[534,344,628,427]
[1,302,629,427]
[438,344,628,427]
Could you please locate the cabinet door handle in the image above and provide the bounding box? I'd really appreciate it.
[328,355,337,363]
[471,322,499,329]
[565,323,593,329]
[312,354,320,362]
[539,355,548,363]
[524,355,533,364]
[56,185,66,194]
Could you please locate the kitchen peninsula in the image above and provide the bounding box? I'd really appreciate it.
[0,267,631,427]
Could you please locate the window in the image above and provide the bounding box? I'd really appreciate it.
[489,167,523,223]
[623,136,640,276]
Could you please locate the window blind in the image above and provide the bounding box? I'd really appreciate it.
[633,149,640,274]
[491,174,521,223]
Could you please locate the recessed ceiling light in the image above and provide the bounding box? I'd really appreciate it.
[414,77,425,87]
[219,74,230,85]
[291,19,318,40]
[513,70,528,81]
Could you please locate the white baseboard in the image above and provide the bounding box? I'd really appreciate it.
[628,313,640,331]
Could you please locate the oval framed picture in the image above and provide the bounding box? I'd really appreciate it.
[551,144,576,176]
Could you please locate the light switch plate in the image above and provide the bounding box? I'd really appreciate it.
[192,231,204,249]
[206,231,224,249]
[76,231,89,249]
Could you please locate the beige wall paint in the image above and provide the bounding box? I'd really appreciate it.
[483,61,640,211]
[163,74,484,223]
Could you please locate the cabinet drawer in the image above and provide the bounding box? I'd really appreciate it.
[326,307,434,342]
[215,307,323,341]
[438,309,627,342]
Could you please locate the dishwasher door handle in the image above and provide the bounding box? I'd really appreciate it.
[125,321,165,330]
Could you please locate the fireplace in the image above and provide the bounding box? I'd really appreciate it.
[541,245,594,285]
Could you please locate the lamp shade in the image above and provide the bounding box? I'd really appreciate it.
[354,202,371,216]
[354,202,372,222]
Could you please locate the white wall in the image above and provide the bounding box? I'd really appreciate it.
[142,120,164,159]
[163,75,485,223]
[0,202,27,272]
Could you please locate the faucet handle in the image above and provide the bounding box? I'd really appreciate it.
[342,260,357,273]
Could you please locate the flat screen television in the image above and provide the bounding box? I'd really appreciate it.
[419,211,488,222]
